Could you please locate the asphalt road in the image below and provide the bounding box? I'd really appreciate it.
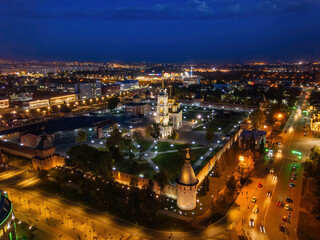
[231,92,320,240]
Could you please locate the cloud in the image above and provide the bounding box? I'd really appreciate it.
[1,0,320,21]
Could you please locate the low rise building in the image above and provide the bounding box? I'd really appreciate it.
[20,130,53,148]
[0,98,9,109]
[311,112,320,132]
[49,94,77,105]
[124,95,150,117]
[115,80,139,92]
[101,84,120,96]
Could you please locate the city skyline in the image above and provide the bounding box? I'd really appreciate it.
[1,0,320,62]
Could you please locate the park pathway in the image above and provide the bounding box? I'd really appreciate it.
[192,145,218,170]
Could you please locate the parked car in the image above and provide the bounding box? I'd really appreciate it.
[276,201,283,207]
[252,196,257,203]
[289,183,296,187]
[282,216,288,222]
[249,218,255,228]
[285,204,291,211]
[279,224,286,232]
[286,197,293,203]
[260,224,266,233]
[266,191,272,197]
[258,183,263,188]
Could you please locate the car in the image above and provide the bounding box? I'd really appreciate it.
[249,218,255,228]
[276,200,283,207]
[292,165,296,170]
[251,196,257,203]
[286,197,293,203]
[266,191,272,197]
[279,224,286,232]
[291,176,297,180]
[289,183,296,187]
[273,175,278,181]
[253,205,259,213]
[292,172,297,176]
[304,132,307,136]
[285,204,291,211]
[278,149,282,153]
[258,183,263,188]
[270,168,275,173]
[260,224,266,233]
[282,216,288,222]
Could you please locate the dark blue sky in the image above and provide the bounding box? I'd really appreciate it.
[1,0,320,63]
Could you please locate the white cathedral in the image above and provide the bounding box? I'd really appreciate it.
[156,83,182,138]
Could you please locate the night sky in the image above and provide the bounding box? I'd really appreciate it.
[1,0,320,63]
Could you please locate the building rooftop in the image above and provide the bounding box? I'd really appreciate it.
[36,135,54,150]
[176,149,198,186]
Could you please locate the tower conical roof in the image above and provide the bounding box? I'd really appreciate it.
[36,135,54,150]
[176,148,198,186]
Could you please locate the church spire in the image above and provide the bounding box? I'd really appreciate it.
[185,148,191,162]
[176,148,198,186]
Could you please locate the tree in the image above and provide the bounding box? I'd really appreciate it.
[154,169,169,192]
[250,110,266,129]
[66,144,112,178]
[169,129,179,142]
[140,180,159,217]
[145,125,153,139]
[205,128,215,142]
[108,96,120,110]
[76,130,87,143]
[226,175,237,192]
[151,124,161,139]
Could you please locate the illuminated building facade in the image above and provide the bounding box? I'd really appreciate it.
[311,113,320,132]
[0,99,9,109]
[49,94,77,105]
[156,88,172,138]
[168,100,182,129]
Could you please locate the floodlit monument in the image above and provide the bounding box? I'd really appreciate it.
[176,148,199,210]
[156,81,172,138]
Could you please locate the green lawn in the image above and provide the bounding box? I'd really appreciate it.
[137,139,153,151]
[194,146,222,174]
[152,141,202,152]
[152,147,209,181]
[194,112,246,133]
[182,109,212,121]
[114,158,156,179]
